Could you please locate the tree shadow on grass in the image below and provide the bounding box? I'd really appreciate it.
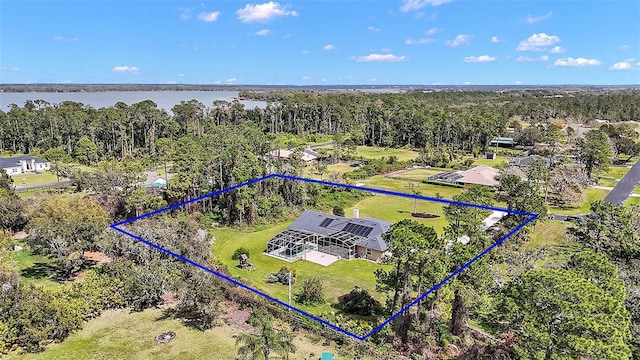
[19,261,58,281]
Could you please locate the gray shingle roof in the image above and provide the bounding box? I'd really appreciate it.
[289,210,390,251]
[0,156,49,169]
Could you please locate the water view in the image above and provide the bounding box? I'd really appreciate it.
[0,90,267,111]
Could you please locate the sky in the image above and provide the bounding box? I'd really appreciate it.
[1,0,639,85]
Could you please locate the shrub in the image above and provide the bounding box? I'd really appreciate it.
[267,266,297,285]
[337,287,382,316]
[332,206,345,217]
[295,275,325,305]
[231,247,250,260]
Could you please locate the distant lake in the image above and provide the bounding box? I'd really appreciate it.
[0,91,267,111]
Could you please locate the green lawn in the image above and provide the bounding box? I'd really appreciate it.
[626,196,640,207]
[357,175,464,200]
[9,308,353,360]
[602,166,630,179]
[212,222,391,315]
[523,220,570,250]
[354,146,419,162]
[471,155,510,167]
[303,163,355,179]
[11,172,59,186]
[13,243,61,289]
[548,188,609,215]
[344,194,450,233]
[388,168,445,182]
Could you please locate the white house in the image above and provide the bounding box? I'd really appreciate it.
[0,156,51,175]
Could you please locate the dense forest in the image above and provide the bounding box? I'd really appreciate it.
[1,89,639,358]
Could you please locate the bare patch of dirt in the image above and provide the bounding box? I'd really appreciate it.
[84,250,112,264]
[220,301,252,331]
[12,231,29,239]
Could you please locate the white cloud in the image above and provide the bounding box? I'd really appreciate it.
[400,0,453,12]
[381,48,392,53]
[53,35,79,42]
[463,55,496,63]
[179,7,194,20]
[516,33,560,51]
[352,53,407,62]
[177,73,185,77]
[0,66,21,72]
[524,11,552,24]
[368,26,380,32]
[405,38,435,45]
[302,49,309,54]
[463,81,471,85]
[553,57,601,67]
[323,44,337,50]
[197,11,220,22]
[610,61,632,70]
[282,33,292,38]
[226,78,237,83]
[425,27,439,35]
[445,34,471,47]
[112,66,140,73]
[549,46,565,53]
[619,44,630,50]
[515,80,522,84]
[236,2,298,23]
[302,76,312,80]
[255,29,270,36]
[321,78,327,82]
[491,36,501,43]
[516,55,549,62]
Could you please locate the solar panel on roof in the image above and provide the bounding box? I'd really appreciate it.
[362,227,373,237]
[319,218,334,228]
[342,223,373,237]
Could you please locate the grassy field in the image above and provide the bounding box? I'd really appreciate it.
[212,222,391,315]
[354,146,419,162]
[626,196,640,206]
[387,168,445,182]
[597,166,630,187]
[523,220,570,250]
[303,163,356,179]
[344,194,450,233]
[11,172,59,186]
[548,188,609,215]
[357,175,464,200]
[471,155,510,167]
[13,243,61,289]
[9,308,354,360]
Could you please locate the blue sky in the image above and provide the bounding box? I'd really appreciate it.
[1,0,639,85]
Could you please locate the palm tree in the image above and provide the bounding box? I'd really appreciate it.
[235,308,296,360]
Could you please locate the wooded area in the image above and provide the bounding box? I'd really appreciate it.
[1,89,639,359]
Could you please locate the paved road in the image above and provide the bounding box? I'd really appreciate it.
[604,160,640,205]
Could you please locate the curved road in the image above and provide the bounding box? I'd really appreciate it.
[603,160,640,205]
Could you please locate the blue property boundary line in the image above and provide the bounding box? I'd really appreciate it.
[109,173,537,341]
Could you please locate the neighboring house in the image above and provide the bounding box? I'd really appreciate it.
[141,172,175,189]
[455,165,501,187]
[428,165,501,187]
[489,137,516,147]
[509,155,537,167]
[265,210,390,263]
[269,147,318,164]
[0,156,51,175]
[509,155,550,167]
